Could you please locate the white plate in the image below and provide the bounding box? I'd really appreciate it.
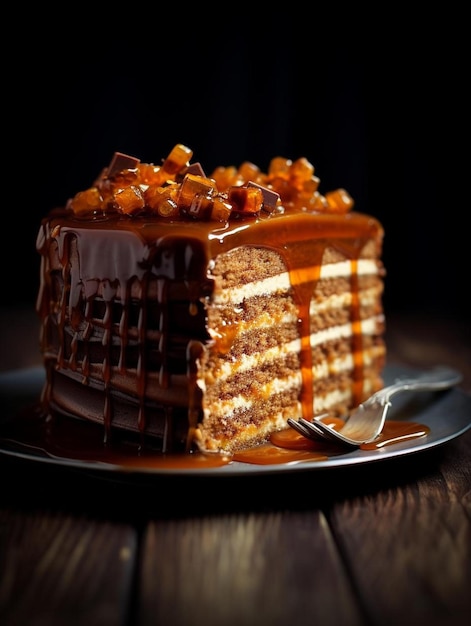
[0,365,470,477]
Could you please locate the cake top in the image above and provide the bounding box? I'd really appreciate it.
[66,143,355,223]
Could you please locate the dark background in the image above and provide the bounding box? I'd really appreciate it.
[3,11,468,326]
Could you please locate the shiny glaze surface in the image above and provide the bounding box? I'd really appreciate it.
[1,404,428,470]
[36,208,384,449]
[35,145,385,454]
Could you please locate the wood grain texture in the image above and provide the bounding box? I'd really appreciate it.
[0,508,137,626]
[138,511,364,626]
[0,310,470,626]
[329,431,471,626]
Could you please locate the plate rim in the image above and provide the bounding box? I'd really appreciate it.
[1,365,470,477]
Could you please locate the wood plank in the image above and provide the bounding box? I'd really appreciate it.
[138,510,365,626]
[0,507,136,626]
[328,430,471,626]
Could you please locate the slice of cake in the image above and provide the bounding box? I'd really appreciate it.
[36,144,386,455]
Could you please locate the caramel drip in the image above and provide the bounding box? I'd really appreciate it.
[136,272,150,434]
[156,278,168,388]
[57,234,71,370]
[349,258,364,406]
[186,340,205,451]
[118,281,131,373]
[36,209,383,446]
[102,299,113,439]
[81,299,92,383]
[284,247,323,420]
[155,276,171,451]
[2,405,430,469]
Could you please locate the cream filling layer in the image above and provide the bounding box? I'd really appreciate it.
[202,258,383,421]
[211,259,379,305]
[203,373,378,422]
[311,285,380,312]
[203,314,384,384]
[202,343,385,419]
[207,285,383,343]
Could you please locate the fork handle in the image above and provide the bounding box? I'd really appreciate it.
[374,366,462,403]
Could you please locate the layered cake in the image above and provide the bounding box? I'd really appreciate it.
[36,144,386,455]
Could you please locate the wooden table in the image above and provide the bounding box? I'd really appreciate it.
[1,307,470,626]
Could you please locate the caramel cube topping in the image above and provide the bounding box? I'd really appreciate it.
[227,186,263,215]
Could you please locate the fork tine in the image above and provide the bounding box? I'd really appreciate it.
[299,417,337,441]
[287,418,317,440]
[288,367,462,447]
[303,414,333,435]
[298,418,334,442]
[307,418,360,446]
[287,414,339,443]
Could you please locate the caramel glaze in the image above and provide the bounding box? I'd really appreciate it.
[36,207,385,452]
[2,405,429,469]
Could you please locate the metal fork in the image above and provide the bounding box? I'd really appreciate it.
[288,365,462,447]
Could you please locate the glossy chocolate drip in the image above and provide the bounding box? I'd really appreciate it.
[37,207,383,451]
[0,403,429,469]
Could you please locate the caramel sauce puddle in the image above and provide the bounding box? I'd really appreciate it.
[0,405,430,470]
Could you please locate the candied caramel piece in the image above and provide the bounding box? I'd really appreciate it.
[144,183,180,217]
[162,144,193,176]
[309,191,329,211]
[109,168,139,188]
[138,163,166,185]
[295,177,322,210]
[133,144,195,189]
[69,187,104,214]
[178,174,218,219]
[325,188,354,213]
[290,157,315,189]
[268,156,292,180]
[238,161,260,182]
[301,176,320,195]
[210,197,232,222]
[247,181,280,213]
[211,165,240,190]
[156,198,179,217]
[268,177,294,204]
[181,194,214,220]
[114,185,145,215]
[227,185,263,215]
[66,144,355,222]
[179,174,217,204]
